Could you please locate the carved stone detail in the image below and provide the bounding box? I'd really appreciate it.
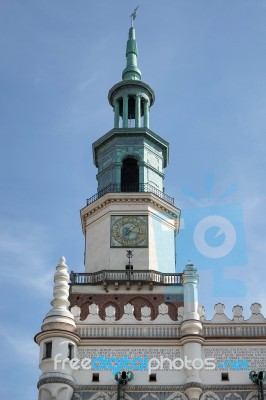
[165,392,189,400]
[232,306,244,322]
[209,304,231,323]
[71,387,258,400]
[124,303,134,315]
[120,303,137,322]
[159,303,168,315]
[250,303,261,314]
[153,303,173,323]
[71,305,81,321]
[247,303,266,323]
[89,303,99,315]
[224,393,242,400]
[214,303,225,314]
[200,391,220,400]
[70,293,182,322]
[245,392,259,400]
[140,394,159,400]
[80,303,102,324]
[105,305,116,322]
[141,305,151,321]
[177,306,184,322]
[198,306,206,322]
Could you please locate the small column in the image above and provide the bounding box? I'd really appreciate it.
[135,95,141,127]
[115,164,121,188]
[181,261,203,388]
[143,99,149,128]
[114,99,120,128]
[183,261,199,320]
[122,94,128,128]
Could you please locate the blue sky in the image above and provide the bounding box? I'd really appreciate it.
[1,1,266,398]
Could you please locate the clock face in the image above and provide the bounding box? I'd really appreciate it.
[111,215,148,247]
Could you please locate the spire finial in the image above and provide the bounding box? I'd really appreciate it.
[122,8,141,81]
[130,5,139,27]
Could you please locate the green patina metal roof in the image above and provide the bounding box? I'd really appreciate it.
[122,27,141,81]
[92,128,169,168]
[108,80,155,108]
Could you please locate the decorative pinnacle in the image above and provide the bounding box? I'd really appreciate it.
[51,256,70,309]
[185,260,196,270]
[42,256,75,329]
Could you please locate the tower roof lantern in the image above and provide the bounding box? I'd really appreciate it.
[108,80,155,109]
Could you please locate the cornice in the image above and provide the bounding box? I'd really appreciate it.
[76,336,266,345]
[80,192,180,232]
[108,82,155,107]
[34,329,81,345]
[34,329,266,345]
[92,128,169,168]
[38,377,75,389]
[203,337,266,345]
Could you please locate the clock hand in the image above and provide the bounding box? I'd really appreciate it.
[129,224,138,232]
[124,228,130,236]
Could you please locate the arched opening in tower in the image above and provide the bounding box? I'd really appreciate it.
[121,157,139,192]
[128,96,135,120]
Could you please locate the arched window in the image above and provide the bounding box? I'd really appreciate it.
[121,157,139,192]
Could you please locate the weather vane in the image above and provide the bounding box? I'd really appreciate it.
[130,5,139,27]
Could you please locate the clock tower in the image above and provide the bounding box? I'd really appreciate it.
[35,14,201,400]
[35,11,266,400]
[81,24,180,274]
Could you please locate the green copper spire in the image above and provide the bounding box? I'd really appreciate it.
[122,12,141,80]
[108,8,155,130]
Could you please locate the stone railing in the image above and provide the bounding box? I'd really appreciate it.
[203,324,266,337]
[86,183,174,206]
[70,270,182,286]
[77,325,180,338]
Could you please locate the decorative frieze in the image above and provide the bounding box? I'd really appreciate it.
[77,347,182,369]
[203,346,266,370]
[71,389,260,400]
[72,391,189,400]
[70,293,181,322]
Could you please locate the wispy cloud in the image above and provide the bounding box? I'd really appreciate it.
[76,75,99,92]
[0,218,54,293]
[0,326,39,366]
